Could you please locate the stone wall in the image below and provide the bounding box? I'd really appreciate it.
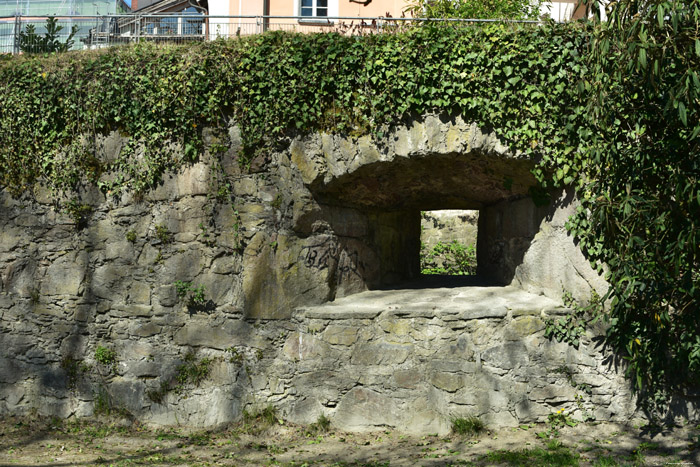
[477,191,609,302]
[284,286,636,434]
[0,114,645,431]
[421,210,479,249]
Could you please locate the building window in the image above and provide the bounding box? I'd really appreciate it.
[301,0,328,17]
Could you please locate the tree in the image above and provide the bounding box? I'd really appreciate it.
[565,0,700,412]
[404,0,545,20]
[18,17,79,54]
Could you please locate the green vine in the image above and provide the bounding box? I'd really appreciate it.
[0,23,588,199]
[553,0,700,409]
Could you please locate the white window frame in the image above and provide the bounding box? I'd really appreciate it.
[302,0,328,18]
[294,0,338,22]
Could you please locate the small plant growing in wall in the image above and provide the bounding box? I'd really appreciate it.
[175,352,212,391]
[146,381,171,405]
[199,222,216,247]
[544,291,602,348]
[90,345,128,416]
[125,230,137,243]
[146,352,213,404]
[154,224,172,244]
[93,385,130,418]
[60,356,90,390]
[63,200,92,229]
[154,249,164,265]
[241,405,281,435]
[451,415,486,436]
[95,345,118,375]
[306,414,331,435]
[29,288,40,304]
[174,280,207,310]
[226,346,244,364]
[232,211,243,252]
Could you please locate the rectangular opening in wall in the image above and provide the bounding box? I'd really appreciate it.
[420,210,478,277]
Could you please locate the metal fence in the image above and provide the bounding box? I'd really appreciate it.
[0,14,544,54]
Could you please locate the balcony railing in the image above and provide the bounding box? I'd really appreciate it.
[0,14,548,55]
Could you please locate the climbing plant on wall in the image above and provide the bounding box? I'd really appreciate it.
[0,22,589,197]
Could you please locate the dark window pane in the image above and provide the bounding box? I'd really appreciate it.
[302,0,312,6]
[301,6,312,16]
[316,7,327,16]
[317,0,327,6]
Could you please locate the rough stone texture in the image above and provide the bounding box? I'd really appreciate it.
[421,210,478,250]
[292,115,536,211]
[0,114,670,431]
[283,285,638,434]
[477,189,609,302]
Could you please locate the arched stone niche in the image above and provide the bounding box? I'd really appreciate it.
[276,114,606,312]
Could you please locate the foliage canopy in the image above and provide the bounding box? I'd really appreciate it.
[562,0,700,411]
[404,0,544,20]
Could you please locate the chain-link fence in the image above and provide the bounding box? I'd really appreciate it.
[0,14,545,54]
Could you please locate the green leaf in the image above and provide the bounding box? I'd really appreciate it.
[692,125,700,140]
[638,48,647,69]
[678,102,688,126]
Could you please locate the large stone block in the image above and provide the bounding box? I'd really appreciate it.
[323,325,359,346]
[334,387,400,431]
[430,371,464,392]
[393,369,423,389]
[174,319,254,350]
[481,342,529,370]
[282,332,330,361]
[3,259,37,297]
[350,343,411,365]
[91,264,125,300]
[42,252,87,296]
[0,358,22,383]
[504,316,546,340]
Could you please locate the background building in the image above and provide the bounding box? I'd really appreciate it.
[0,0,129,16]
[0,0,129,53]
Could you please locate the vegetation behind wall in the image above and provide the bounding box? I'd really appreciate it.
[0,0,698,415]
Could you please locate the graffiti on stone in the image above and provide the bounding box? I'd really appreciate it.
[301,238,364,282]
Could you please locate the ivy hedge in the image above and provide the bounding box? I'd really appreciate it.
[0,23,589,196]
[0,2,698,416]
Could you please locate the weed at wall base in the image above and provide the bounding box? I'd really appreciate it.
[451,415,486,436]
[146,352,213,404]
[240,405,281,435]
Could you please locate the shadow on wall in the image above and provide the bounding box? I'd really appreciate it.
[478,188,609,302]
[0,190,256,426]
[291,192,422,299]
[476,189,558,286]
